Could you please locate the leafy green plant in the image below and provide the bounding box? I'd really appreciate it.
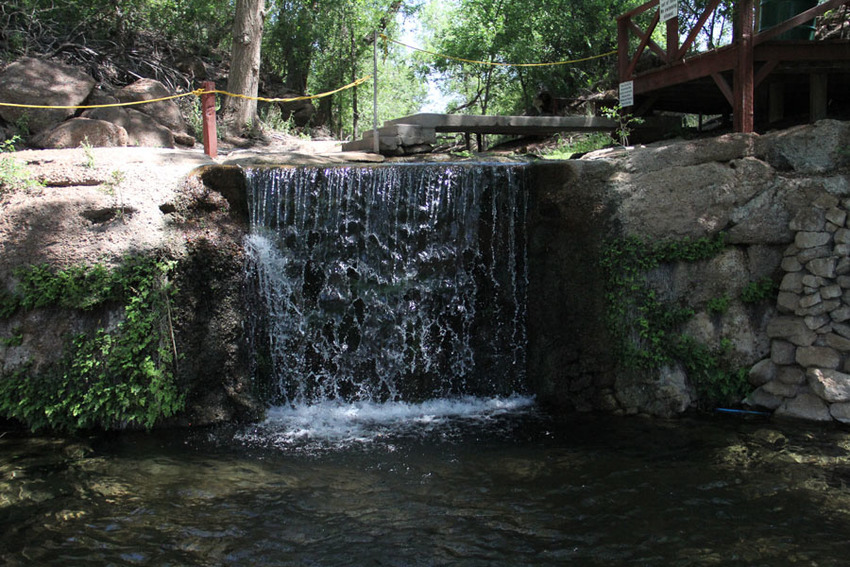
[0,290,20,318]
[707,295,730,315]
[600,232,750,406]
[0,255,184,432]
[602,104,645,147]
[740,277,777,304]
[1,135,22,153]
[671,336,750,404]
[542,132,612,160]
[14,114,30,138]
[0,328,23,347]
[0,135,42,193]
[100,169,128,222]
[259,105,302,137]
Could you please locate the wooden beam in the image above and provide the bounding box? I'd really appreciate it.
[628,10,661,77]
[618,17,630,80]
[712,72,734,105]
[753,59,778,88]
[666,16,679,63]
[629,20,668,60]
[618,0,660,21]
[754,0,849,45]
[811,73,828,121]
[634,47,737,93]
[754,41,850,62]
[677,0,724,59]
[734,0,755,133]
[201,80,217,159]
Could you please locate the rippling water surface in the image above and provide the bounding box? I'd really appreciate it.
[3,403,850,566]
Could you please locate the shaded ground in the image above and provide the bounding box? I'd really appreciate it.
[0,135,348,280]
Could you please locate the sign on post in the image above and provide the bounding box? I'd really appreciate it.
[660,0,678,22]
[619,81,634,108]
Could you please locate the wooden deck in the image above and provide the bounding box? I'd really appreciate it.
[618,0,850,131]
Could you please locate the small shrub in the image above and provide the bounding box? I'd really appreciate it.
[0,255,184,432]
[707,295,730,315]
[80,137,96,168]
[740,277,777,304]
[0,135,42,193]
[602,104,645,147]
[541,132,612,159]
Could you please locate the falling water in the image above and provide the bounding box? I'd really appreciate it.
[243,164,528,422]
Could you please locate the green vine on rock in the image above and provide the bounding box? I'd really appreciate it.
[601,232,751,406]
[0,255,184,432]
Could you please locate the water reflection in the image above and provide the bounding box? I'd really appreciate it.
[3,411,850,565]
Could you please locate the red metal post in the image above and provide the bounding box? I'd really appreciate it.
[201,80,217,159]
[733,0,755,133]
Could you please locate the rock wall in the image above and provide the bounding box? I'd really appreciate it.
[527,119,850,421]
[750,194,850,422]
[0,149,259,428]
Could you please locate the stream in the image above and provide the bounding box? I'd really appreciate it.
[3,405,850,565]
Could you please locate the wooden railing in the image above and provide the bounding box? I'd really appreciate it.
[617,0,850,132]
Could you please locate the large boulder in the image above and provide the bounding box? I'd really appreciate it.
[614,364,695,417]
[755,119,850,173]
[621,132,755,174]
[0,57,96,134]
[278,97,316,127]
[33,118,128,149]
[83,106,175,147]
[113,78,189,134]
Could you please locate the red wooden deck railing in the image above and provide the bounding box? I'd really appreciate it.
[617,0,850,132]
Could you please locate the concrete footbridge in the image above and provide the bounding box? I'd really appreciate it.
[342,113,617,155]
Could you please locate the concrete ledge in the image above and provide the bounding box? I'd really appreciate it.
[383,113,617,135]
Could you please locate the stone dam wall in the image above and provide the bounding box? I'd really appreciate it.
[1,119,849,427]
[527,119,850,421]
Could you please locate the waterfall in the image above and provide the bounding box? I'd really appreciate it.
[244,164,528,407]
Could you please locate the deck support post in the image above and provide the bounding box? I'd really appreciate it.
[666,17,679,63]
[768,82,784,123]
[810,73,828,122]
[733,0,755,133]
[617,17,630,83]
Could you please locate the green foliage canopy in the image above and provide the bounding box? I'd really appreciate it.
[419,0,638,116]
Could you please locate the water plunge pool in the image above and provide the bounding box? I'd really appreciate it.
[3,411,850,565]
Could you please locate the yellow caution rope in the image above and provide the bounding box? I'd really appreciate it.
[380,34,616,67]
[0,90,203,110]
[0,76,371,110]
[198,75,372,103]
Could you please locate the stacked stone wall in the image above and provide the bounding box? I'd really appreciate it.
[750,194,850,422]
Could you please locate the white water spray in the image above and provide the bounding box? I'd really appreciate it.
[243,164,530,444]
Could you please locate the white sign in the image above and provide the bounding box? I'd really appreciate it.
[619,81,634,107]
[660,0,678,22]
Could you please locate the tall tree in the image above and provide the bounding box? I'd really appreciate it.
[263,0,423,138]
[422,0,638,116]
[223,0,266,135]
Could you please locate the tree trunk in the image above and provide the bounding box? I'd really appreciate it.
[223,0,265,136]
